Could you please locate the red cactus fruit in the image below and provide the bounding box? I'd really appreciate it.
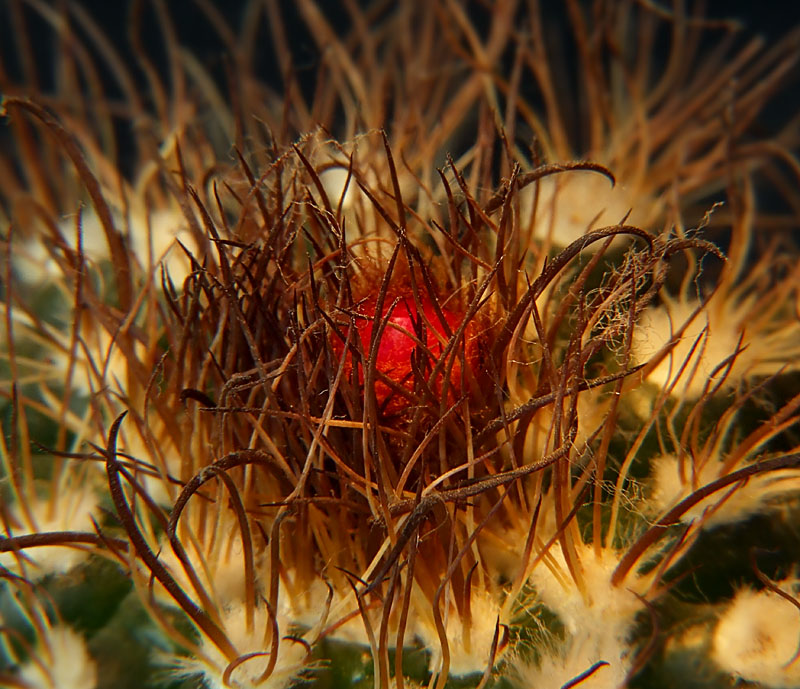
[337,289,480,416]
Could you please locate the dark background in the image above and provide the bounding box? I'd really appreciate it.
[3,0,799,110]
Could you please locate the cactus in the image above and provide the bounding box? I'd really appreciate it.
[1,2,799,688]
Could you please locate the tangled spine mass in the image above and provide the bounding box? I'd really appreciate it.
[2,2,800,689]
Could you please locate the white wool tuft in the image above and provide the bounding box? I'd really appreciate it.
[513,544,649,689]
[530,544,644,640]
[174,604,315,689]
[632,291,800,401]
[14,205,199,286]
[18,626,98,689]
[519,171,653,249]
[0,487,98,578]
[632,298,736,399]
[648,453,800,529]
[514,637,629,689]
[712,582,800,688]
[416,589,506,677]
